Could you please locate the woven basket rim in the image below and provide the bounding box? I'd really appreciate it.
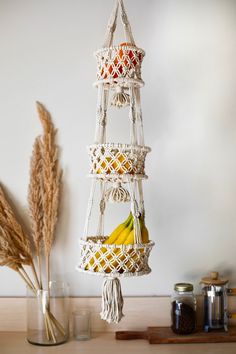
[88,143,151,152]
[76,265,151,278]
[79,237,155,250]
[94,45,145,57]
[87,173,148,181]
[93,77,144,88]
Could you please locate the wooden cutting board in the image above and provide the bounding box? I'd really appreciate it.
[116,327,236,344]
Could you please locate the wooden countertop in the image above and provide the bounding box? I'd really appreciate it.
[1,332,236,354]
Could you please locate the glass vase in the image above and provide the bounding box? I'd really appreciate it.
[27,281,69,346]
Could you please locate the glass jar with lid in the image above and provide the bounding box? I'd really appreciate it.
[171,283,197,334]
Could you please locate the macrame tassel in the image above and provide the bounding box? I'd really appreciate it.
[100,277,124,323]
[104,182,130,203]
[111,86,130,108]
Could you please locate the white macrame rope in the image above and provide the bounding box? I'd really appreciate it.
[94,46,144,87]
[96,180,106,236]
[104,182,130,203]
[129,85,137,145]
[129,178,142,244]
[103,0,119,47]
[83,179,97,240]
[118,0,135,45]
[77,265,152,278]
[95,84,104,143]
[137,179,145,217]
[100,277,124,323]
[134,87,145,146]
[95,85,110,144]
[78,237,154,276]
[111,86,130,108]
[88,143,150,176]
[103,0,135,48]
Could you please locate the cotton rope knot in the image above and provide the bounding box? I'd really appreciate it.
[111,86,130,108]
[104,182,130,203]
[100,277,124,323]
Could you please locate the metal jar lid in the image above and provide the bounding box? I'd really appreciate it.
[201,271,228,286]
[174,283,193,292]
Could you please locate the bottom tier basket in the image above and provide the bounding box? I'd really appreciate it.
[77,236,154,277]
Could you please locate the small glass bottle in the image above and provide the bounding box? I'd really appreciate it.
[171,283,197,335]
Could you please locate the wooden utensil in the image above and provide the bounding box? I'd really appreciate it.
[116,327,236,344]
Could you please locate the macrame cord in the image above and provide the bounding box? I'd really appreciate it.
[78,0,154,325]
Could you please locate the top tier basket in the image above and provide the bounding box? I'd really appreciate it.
[94,0,145,90]
[94,45,145,88]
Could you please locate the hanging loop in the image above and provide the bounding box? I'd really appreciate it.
[103,0,119,47]
[118,0,135,44]
[103,0,136,47]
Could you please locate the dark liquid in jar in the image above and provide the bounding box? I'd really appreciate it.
[171,301,196,334]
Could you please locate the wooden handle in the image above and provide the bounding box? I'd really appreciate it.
[228,288,236,295]
[115,331,147,340]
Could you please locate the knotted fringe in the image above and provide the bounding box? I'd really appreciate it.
[100,277,124,323]
[104,182,130,203]
[111,86,130,108]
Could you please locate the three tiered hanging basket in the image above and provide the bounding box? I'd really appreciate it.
[77,0,154,324]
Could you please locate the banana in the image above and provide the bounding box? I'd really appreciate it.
[108,218,137,271]
[113,217,134,245]
[95,217,134,272]
[141,224,149,244]
[89,214,133,272]
[85,213,132,271]
[118,218,146,272]
[86,214,150,274]
[104,212,132,245]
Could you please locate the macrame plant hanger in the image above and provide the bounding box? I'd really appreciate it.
[77,0,154,324]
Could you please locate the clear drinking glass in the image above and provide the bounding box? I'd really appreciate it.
[27,281,70,346]
[73,309,91,340]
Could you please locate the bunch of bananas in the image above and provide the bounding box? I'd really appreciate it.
[104,212,149,245]
[86,213,149,273]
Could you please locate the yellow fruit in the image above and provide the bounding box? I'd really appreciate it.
[87,216,150,274]
[114,218,133,245]
[90,214,133,272]
[97,157,112,174]
[93,213,133,273]
[96,153,134,174]
[97,217,134,273]
[123,229,135,245]
[104,212,132,245]
[141,224,149,244]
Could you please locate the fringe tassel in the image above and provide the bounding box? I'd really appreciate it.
[104,182,130,203]
[100,277,124,324]
[111,86,130,108]
[134,216,142,244]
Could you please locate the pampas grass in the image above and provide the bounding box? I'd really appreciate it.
[36,102,62,292]
[0,102,63,343]
[28,137,43,288]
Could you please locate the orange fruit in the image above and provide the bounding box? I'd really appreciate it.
[100,43,140,79]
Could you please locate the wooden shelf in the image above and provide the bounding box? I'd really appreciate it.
[1,332,236,354]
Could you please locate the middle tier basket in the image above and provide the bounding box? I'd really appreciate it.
[77,0,155,325]
[79,236,154,276]
[88,143,151,178]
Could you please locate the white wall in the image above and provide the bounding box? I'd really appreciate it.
[0,0,236,296]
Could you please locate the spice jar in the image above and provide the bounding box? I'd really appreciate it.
[171,283,197,335]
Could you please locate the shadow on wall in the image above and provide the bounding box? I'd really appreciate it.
[52,169,72,284]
